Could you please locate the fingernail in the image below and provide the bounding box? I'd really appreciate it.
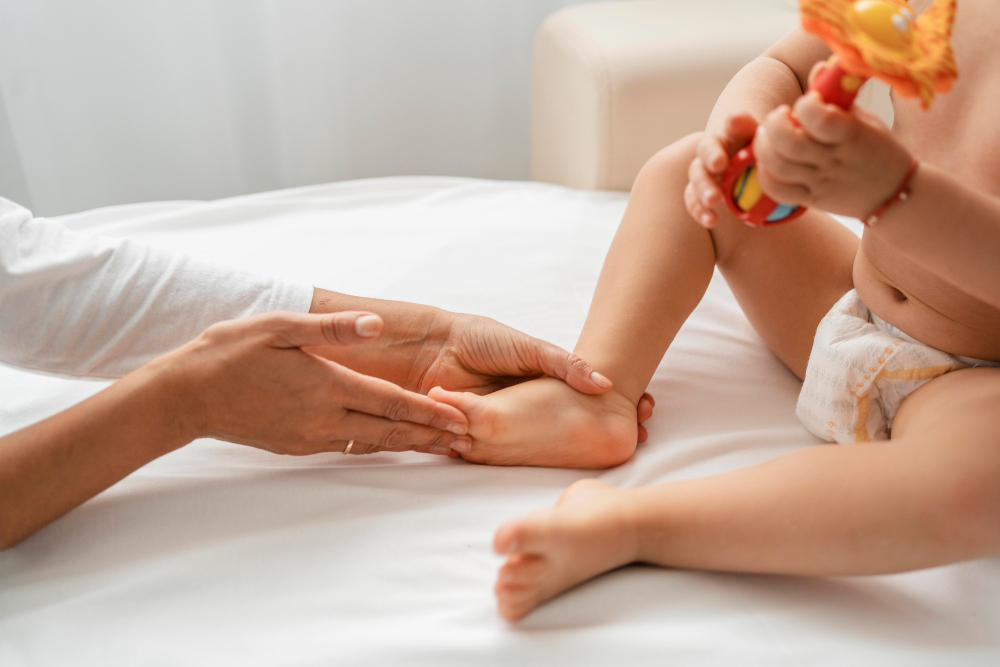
[450,440,472,453]
[355,315,381,337]
[701,188,715,205]
[447,422,468,435]
[590,371,612,388]
[700,212,713,226]
[430,445,451,456]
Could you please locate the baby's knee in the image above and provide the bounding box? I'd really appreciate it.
[631,133,702,195]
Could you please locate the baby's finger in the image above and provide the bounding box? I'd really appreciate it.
[687,158,722,208]
[754,127,820,186]
[806,60,827,89]
[794,93,856,145]
[723,113,759,151]
[762,106,830,167]
[685,182,716,228]
[697,134,729,174]
[755,161,812,207]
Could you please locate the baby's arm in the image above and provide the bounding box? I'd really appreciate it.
[707,28,829,132]
[743,71,1000,311]
[869,167,1000,310]
[689,30,830,227]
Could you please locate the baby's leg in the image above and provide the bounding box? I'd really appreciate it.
[576,133,858,402]
[433,133,857,467]
[495,368,1000,620]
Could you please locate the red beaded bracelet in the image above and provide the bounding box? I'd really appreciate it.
[863,158,920,226]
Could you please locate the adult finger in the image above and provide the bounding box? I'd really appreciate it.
[337,412,471,453]
[334,363,470,433]
[261,311,384,349]
[410,444,463,457]
[793,93,856,145]
[521,337,613,395]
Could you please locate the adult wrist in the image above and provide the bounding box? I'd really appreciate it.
[308,287,454,391]
[139,352,206,448]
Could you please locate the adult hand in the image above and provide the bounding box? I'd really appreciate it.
[419,314,657,447]
[307,290,655,441]
[416,313,614,396]
[167,311,471,456]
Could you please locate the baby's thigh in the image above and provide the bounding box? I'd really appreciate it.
[637,135,859,378]
[894,367,1000,442]
[890,368,1000,530]
[710,205,858,381]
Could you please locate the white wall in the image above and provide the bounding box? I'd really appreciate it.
[0,0,613,215]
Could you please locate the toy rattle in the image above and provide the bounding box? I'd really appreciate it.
[722,0,958,227]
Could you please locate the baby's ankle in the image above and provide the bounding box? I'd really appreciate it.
[614,488,644,563]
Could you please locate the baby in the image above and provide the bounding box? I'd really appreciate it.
[431,0,1000,621]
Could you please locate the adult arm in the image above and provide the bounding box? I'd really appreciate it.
[0,198,612,393]
[0,198,652,436]
[0,311,469,550]
[0,198,312,378]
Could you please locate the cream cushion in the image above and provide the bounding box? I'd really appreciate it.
[531,0,894,191]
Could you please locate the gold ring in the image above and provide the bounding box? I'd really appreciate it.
[344,440,354,454]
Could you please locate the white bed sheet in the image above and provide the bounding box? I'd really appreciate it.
[1,176,998,666]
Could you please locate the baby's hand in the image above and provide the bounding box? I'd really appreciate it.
[753,66,913,219]
[686,113,758,228]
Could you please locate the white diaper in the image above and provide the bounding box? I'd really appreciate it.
[796,290,998,444]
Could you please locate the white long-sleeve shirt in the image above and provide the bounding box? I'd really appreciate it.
[0,198,313,379]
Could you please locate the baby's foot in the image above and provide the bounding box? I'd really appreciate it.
[492,479,639,621]
[428,377,638,468]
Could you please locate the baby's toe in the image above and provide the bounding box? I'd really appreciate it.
[495,583,543,622]
[493,510,555,555]
[497,553,546,585]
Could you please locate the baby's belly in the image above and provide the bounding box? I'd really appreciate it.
[853,235,1000,362]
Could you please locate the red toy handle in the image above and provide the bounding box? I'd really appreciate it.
[722,56,867,227]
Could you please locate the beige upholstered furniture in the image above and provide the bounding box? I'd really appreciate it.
[531,0,895,191]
